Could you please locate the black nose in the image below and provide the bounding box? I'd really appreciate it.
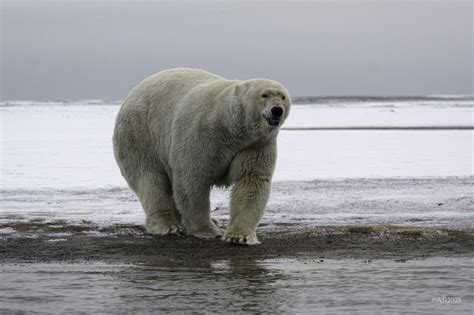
[271,106,283,118]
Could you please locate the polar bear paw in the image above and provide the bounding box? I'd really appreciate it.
[146,217,183,235]
[186,222,225,238]
[223,231,260,245]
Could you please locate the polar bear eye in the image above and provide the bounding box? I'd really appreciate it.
[261,94,268,98]
[282,96,286,100]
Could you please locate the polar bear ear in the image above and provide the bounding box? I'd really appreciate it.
[233,82,248,97]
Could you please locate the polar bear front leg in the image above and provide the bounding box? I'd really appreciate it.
[223,144,276,245]
[224,177,271,245]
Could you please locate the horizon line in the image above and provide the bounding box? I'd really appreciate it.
[1,94,473,104]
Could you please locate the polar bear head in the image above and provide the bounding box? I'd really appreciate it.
[233,79,291,138]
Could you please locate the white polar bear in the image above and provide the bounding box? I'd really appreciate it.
[113,68,291,245]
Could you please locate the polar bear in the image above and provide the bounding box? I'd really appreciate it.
[113,68,291,245]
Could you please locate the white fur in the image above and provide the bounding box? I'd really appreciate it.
[113,68,291,245]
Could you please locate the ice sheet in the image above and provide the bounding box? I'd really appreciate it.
[1,100,472,228]
[285,103,473,129]
[1,102,472,189]
[1,178,472,228]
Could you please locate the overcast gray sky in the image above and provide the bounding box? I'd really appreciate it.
[1,0,472,100]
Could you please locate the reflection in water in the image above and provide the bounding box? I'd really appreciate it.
[116,259,288,313]
[0,258,473,313]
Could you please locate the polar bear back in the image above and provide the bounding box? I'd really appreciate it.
[113,68,233,184]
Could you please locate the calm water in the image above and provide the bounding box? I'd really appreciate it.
[1,258,472,313]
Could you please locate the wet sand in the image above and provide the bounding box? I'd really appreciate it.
[1,222,472,264]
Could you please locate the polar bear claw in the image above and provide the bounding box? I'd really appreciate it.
[146,221,183,235]
[223,233,260,245]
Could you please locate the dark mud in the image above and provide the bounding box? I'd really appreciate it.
[1,222,472,264]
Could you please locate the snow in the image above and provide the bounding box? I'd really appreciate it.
[0,227,16,234]
[1,99,473,228]
[277,130,472,180]
[1,178,472,228]
[285,102,473,129]
[1,101,472,189]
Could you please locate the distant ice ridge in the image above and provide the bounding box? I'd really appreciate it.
[427,94,474,99]
[1,96,473,107]
[291,95,474,106]
[283,105,473,129]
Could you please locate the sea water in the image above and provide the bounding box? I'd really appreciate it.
[1,258,473,313]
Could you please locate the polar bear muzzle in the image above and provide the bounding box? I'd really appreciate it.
[271,106,284,117]
[263,106,284,127]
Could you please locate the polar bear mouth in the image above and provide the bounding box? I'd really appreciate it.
[265,117,281,127]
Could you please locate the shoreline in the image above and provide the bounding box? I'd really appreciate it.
[1,222,472,265]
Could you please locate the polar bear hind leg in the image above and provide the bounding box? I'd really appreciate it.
[172,177,224,238]
[136,172,183,235]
